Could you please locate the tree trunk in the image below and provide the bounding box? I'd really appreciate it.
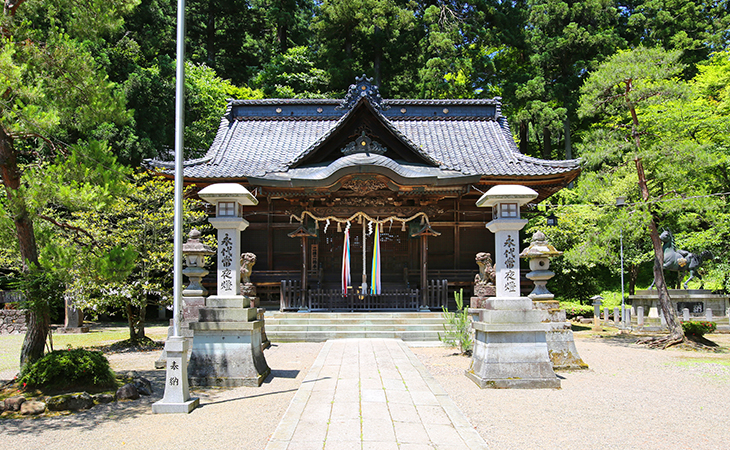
[635,158,683,340]
[564,116,572,159]
[206,1,216,64]
[519,121,528,154]
[373,26,382,89]
[628,264,638,295]
[1,126,46,368]
[542,127,551,159]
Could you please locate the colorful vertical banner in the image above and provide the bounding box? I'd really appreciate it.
[342,226,351,295]
[370,223,381,295]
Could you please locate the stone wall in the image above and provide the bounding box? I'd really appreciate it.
[0,309,28,335]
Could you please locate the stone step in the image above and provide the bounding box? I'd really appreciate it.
[269,330,445,342]
[263,312,452,342]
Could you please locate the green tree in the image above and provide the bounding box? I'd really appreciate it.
[46,173,211,342]
[1,0,137,367]
[577,46,713,346]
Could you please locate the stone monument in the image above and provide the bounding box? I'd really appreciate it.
[187,183,270,387]
[520,231,587,370]
[466,185,560,389]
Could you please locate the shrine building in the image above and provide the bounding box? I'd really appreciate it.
[150,76,580,311]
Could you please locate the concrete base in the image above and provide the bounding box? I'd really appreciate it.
[188,320,270,387]
[533,300,587,370]
[546,327,588,370]
[467,297,561,389]
[151,398,200,414]
[55,326,89,334]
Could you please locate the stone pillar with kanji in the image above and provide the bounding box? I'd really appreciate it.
[187,183,270,387]
[466,185,560,389]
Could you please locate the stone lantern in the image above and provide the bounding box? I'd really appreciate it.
[198,183,257,302]
[519,230,562,299]
[188,183,270,387]
[467,184,560,389]
[182,229,215,297]
[520,231,587,370]
[476,184,538,297]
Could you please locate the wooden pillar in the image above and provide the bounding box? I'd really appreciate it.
[421,235,428,307]
[267,198,273,270]
[455,197,460,270]
[301,236,308,293]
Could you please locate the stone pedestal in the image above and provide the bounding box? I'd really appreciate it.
[188,296,270,387]
[152,337,199,413]
[467,297,560,389]
[534,300,587,370]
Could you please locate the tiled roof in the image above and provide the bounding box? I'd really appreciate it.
[150,95,580,183]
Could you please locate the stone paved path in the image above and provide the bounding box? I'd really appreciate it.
[265,338,488,450]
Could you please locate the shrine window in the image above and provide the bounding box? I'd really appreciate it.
[218,201,236,217]
[500,203,519,218]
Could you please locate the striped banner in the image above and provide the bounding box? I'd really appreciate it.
[370,223,381,295]
[342,226,351,295]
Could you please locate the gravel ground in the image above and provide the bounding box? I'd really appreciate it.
[1,332,729,449]
[1,342,324,450]
[412,332,730,450]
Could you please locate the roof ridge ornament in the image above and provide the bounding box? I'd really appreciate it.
[341,131,387,156]
[337,74,389,111]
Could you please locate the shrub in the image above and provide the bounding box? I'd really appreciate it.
[20,348,117,392]
[681,321,717,337]
[439,289,472,355]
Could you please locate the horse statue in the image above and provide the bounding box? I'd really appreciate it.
[649,229,713,290]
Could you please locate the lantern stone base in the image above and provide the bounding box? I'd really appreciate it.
[188,299,270,387]
[533,300,587,370]
[467,297,560,389]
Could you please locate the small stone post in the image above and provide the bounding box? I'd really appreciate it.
[604,307,610,323]
[683,308,690,322]
[614,307,620,325]
[706,308,713,321]
[592,296,603,331]
[637,306,644,328]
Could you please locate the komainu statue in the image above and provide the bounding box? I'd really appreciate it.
[474,252,496,298]
[240,252,257,297]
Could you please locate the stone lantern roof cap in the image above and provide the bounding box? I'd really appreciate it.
[182,229,215,255]
[198,183,258,206]
[519,230,563,258]
[476,184,538,208]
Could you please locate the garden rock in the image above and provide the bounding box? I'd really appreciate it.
[5,396,26,411]
[0,399,5,412]
[132,377,152,396]
[92,393,114,404]
[47,392,94,411]
[116,383,140,400]
[125,371,140,379]
[20,400,46,415]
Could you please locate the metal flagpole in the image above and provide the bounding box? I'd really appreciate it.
[152,0,199,413]
[172,0,186,339]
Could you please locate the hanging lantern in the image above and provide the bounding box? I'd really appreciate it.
[546,212,558,227]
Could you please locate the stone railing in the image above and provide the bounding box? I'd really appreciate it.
[0,309,28,335]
